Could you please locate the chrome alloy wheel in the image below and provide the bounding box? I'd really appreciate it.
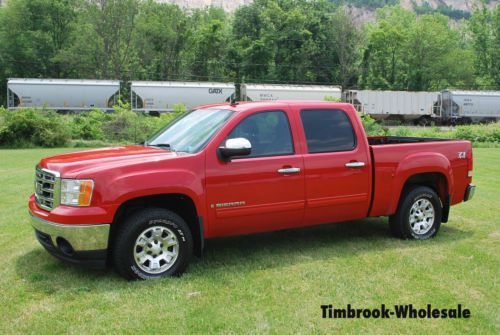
[133,226,179,274]
[409,198,435,235]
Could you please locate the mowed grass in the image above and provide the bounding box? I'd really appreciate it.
[0,148,498,334]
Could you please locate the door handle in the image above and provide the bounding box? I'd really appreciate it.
[278,167,301,174]
[345,162,365,168]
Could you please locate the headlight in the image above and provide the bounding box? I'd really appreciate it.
[61,179,94,206]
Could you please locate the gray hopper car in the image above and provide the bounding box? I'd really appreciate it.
[438,90,500,124]
[131,81,235,113]
[343,90,440,125]
[7,78,120,111]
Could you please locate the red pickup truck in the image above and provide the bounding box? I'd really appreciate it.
[29,101,475,280]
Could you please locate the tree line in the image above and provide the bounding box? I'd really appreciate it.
[0,0,499,105]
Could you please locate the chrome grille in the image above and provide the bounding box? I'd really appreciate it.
[35,166,60,211]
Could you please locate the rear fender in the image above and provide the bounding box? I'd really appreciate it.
[389,152,453,214]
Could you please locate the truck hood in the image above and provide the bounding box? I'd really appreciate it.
[40,146,179,178]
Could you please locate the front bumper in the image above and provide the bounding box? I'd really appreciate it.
[30,212,110,268]
[464,184,476,202]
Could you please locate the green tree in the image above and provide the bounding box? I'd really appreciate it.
[360,6,415,89]
[0,0,78,78]
[469,3,494,86]
[58,0,140,79]
[492,5,500,86]
[231,2,274,81]
[184,7,231,81]
[231,0,345,85]
[362,6,474,90]
[491,4,500,89]
[404,13,474,90]
[132,0,188,81]
[327,6,364,88]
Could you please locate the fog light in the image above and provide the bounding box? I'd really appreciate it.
[57,237,75,256]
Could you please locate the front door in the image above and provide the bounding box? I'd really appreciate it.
[205,109,305,237]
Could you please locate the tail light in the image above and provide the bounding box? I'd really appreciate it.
[467,150,473,178]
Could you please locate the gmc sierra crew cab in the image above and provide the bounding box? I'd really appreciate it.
[29,101,476,280]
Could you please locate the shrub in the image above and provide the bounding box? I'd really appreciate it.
[392,127,411,137]
[6,104,495,149]
[324,95,341,102]
[102,102,186,143]
[0,108,71,147]
[453,123,500,143]
[0,105,187,147]
[71,109,112,140]
[418,126,444,139]
[360,114,388,136]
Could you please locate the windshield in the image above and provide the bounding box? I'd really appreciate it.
[147,109,234,153]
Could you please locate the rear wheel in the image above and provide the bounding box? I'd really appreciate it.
[113,208,193,280]
[389,186,442,240]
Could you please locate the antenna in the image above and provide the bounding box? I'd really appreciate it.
[230,93,238,106]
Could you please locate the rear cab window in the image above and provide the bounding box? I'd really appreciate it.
[300,109,356,153]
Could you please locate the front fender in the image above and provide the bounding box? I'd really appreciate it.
[101,168,206,220]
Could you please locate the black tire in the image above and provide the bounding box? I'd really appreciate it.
[389,186,442,240]
[112,208,193,280]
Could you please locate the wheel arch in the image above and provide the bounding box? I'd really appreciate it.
[392,172,450,220]
[110,193,204,257]
[388,151,453,215]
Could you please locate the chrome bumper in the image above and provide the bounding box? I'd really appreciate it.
[464,184,476,202]
[30,212,110,251]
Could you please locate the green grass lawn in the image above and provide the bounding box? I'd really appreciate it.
[0,148,498,334]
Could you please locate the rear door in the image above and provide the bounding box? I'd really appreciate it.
[205,108,305,237]
[293,106,372,224]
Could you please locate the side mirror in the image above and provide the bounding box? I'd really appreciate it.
[218,138,252,161]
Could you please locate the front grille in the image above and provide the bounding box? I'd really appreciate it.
[35,166,60,210]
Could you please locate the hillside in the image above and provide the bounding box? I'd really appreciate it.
[346,0,499,24]
[159,0,499,24]
[156,0,253,12]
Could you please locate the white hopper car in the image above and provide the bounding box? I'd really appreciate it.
[241,84,342,102]
[6,78,500,124]
[438,90,500,124]
[343,90,440,125]
[130,81,235,113]
[7,78,120,111]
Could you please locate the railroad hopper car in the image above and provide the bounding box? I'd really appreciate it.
[7,78,120,112]
[343,90,440,125]
[241,84,342,102]
[130,81,235,113]
[438,90,500,124]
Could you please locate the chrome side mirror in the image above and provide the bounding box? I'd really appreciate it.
[218,138,252,161]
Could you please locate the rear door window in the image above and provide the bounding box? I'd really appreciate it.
[300,109,356,153]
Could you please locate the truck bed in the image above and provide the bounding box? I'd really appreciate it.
[368,136,451,145]
[367,138,472,218]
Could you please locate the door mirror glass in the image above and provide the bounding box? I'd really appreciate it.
[218,138,252,160]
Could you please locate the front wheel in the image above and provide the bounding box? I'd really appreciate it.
[389,186,442,240]
[112,208,193,280]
